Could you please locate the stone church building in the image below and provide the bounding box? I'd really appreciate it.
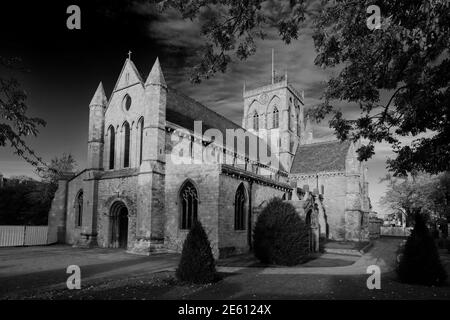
[47,56,371,257]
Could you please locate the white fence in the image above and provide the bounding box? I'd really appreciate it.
[380,226,412,237]
[0,226,51,247]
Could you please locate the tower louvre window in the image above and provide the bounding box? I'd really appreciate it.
[273,107,279,128]
[253,112,259,131]
[288,106,291,130]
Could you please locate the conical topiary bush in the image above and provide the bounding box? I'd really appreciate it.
[176,220,218,284]
[397,213,447,286]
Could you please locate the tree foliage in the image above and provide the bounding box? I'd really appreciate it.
[397,213,447,286]
[0,56,47,172]
[312,0,450,175]
[159,0,450,175]
[253,197,310,266]
[0,177,53,225]
[38,152,78,186]
[0,153,77,226]
[380,172,450,225]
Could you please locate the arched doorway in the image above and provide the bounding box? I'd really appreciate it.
[110,201,129,249]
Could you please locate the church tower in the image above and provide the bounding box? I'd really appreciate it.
[131,57,167,254]
[79,82,107,247]
[242,61,305,171]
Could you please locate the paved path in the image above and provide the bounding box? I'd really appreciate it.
[217,237,402,275]
[0,245,179,298]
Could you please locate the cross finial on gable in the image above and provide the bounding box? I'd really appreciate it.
[128,50,132,60]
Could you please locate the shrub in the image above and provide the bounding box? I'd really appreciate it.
[397,213,447,286]
[253,197,310,266]
[176,220,218,284]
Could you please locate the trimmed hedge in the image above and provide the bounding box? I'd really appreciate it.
[253,197,310,266]
[397,213,447,286]
[176,220,218,284]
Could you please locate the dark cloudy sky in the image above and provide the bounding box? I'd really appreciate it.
[0,0,403,215]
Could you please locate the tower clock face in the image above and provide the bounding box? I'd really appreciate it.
[259,93,269,105]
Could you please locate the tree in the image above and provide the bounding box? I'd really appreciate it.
[39,152,78,185]
[176,220,218,284]
[311,0,450,176]
[0,56,47,172]
[253,197,310,266]
[0,177,53,225]
[380,172,450,226]
[158,0,450,176]
[0,153,76,226]
[428,172,450,222]
[397,213,447,286]
[380,173,429,226]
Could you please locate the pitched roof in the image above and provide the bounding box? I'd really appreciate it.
[290,140,351,174]
[166,87,280,169]
[166,86,241,133]
[111,58,144,93]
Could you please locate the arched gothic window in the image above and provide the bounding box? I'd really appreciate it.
[253,112,259,131]
[288,106,291,130]
[123,122,130,168]
[180,181,198,230]
[108,126,115,169]
[75,191,83,227]
[138,118,144,165]
[234,184,246,230]
[272,107,279,128]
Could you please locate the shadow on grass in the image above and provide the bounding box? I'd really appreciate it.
[0,254,179,298]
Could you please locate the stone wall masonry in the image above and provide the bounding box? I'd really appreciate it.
[292,173,347,240]
[164,161,221,257]
[65,173,85,244]
[104,82,147,170]
[344,209,370,241]
[218,174,286,258]
[96,175,138,248]
[47,178,70,244]
[218,176,250,256]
